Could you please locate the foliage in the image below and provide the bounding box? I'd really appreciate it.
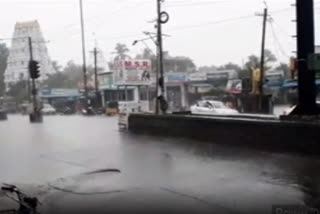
[0,43,9,96]
[6,80,28,103]
[114,43,130,61]
[164,56,196,73]
[218,62,241,72]
[244,49,277,71]
[41,61,94,89]
[198,65,218,73]
[134,49,196,73]
[241,49,277,80]
[135,48,155,60]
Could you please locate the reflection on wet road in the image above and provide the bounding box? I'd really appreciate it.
[0,115,319,213]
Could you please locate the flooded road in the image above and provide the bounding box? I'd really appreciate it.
[0,115,319,213]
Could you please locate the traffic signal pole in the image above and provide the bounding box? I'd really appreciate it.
[28,37,37,111]
[28,37,42,123]
[26,38,31,102]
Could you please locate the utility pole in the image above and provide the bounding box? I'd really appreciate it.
[293,0,317,115]
[93,47,99,95]
[79,0,89,109]
[259,8,268,97]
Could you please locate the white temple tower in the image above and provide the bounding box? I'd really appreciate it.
[4,20,55,88]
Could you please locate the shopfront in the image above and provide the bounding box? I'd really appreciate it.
[165,73,189,111]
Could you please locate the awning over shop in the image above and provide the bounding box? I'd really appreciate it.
[263,84,282,90]
[281,79,320,88]
[189,83,213,88]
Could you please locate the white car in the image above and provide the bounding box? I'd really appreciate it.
[41,103,56,115]
[191,100,239,116]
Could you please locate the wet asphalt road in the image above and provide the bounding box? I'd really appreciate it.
[0,115,320,213]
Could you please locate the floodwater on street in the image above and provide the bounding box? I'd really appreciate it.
[0,115,320,213]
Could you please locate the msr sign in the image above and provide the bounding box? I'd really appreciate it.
[124,61,150,69]
[114,60,152,86]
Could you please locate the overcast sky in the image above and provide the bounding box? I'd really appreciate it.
[0,0,319,68]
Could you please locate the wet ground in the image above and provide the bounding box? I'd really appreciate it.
[0,115,319,213]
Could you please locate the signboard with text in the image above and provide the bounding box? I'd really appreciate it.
[207,72,229,81]
[39,88,79,98]
[113,60,152,86]
[165,73,188,83]
[188,72,207,82]
[226,79,242,94]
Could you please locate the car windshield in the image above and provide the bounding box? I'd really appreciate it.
[1,1,320,214]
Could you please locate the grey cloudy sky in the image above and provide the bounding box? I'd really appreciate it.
[0,0,319,68]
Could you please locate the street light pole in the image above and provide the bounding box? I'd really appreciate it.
[156,0,169,114]
[79,0,88,108]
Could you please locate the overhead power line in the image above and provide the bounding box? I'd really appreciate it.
[166,14,256,32]
[269,22,290,59]
[164,1,226,8]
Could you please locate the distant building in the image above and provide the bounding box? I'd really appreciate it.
[265,69,285,89]
[5,20,55,89]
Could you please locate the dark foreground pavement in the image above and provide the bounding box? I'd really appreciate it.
[0,115,319,213]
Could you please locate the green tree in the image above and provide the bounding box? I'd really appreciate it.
[0,43,9,96]
[135,48,155,60]
[52,61,62,72]
[218,62,241,72]
[242,49,277,79]
[163,52,196,73]
[245,49,277,71]
[198,65,218,73]
[42,61,94,89]
[114,43,130,60]
[6,80,28,103]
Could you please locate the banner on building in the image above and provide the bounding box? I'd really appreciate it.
[207,72,229,81]
[165,73,188,83]
[113,60,152,86]
[226,79,242,94]
[188,72,207,82]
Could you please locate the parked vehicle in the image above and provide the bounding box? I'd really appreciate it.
[41,104,56,115]
[0,107,7,120]
[191,100,239,115]
[81,106,95,116]
[106,101,119,116]
[0,98,8,120]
